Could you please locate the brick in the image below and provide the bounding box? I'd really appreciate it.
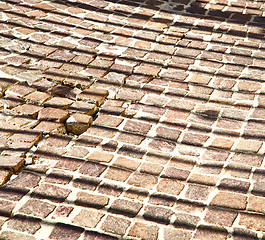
[49,223,84,240]
[128,222,159,240]
[210,191,247,210]
[161,167,190,180]
[7,215,41,234]
[174,212,200,229]
[79,161,107,177]
[98,183,123,197]
[24,91,51,105]
[77,88,108,106]
[3,55,30,66]
[86,151,113,163]
[18,199,56,218]
[202,149,230,162]
[72,209,104,228]
[64,73,93,90]
[239,213,265,232]
[101,215,131,236]
[37,107,69,122]
[67,101,97,115]
[40,134,71,148]
[156,126,181,141]
[109,199,142,217]
[43,97,74,109]
[218,178,250,193]
[182,131,209,146]
[148,193,176,207]
[51,205,74,219]
[75,192,109,208]
[204,208,238,227]
[5,83,36,97]
[0,156,24,172]
[103,167,131,182]
[49,85,72,97]
[194,226,228,240]
[140,162,164,176]
[209,137,234,150]
[128,173,158,189]
[117,145,145,159]
[188,173,219,186]
[143,205,174,224]
[247,196,265,214]
[13,104,43,118]
[44,170,72,185]
[31,79,56,92]
[116,89,144,102]
[166,99,195,111]
[0,169,11,186]
[31,184,71,202]
[123,119,151,134]
[66,113,93,134]
[94,114,123,128]
[234,139,262,153]
[34,121,66,133]
[149,139,176,152]
[113,157,140,170]
[185,184,212,201]
[84,231,118,240]
[75,135,102,148]
[187,73,212,84]
[0,95,25,109]
[0,231,36,240]
[157,179,184,195]
[5,171,41,189]
[230,153,263,167]
[163,228,192,240]
[73,176,100,191]
[0,78,16,93]
[232,228,258,240]
[116,132,144,145]
[0,199,16,217]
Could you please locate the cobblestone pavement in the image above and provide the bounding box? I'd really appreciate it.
[0,0,265,239]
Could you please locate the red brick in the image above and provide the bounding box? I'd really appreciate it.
[100,215,131,236]
[185,184,212,201]
[162,167,190,180]
[34,121,66,133]
[128,222,159,240]
[49,223,84,240]
[0,156,24,172]
[143,205,174,224]
[75,192,109,208]
[182,133,209,147]
[18,199,56,218]
[109,199,143,217]
[79,161,107,177]
[5,83,36,97]
[149,139,176,152]
[72,209,104,228]
[7,215,41,234]
[77,88,108,106]
[204,208,238,227]
[31,184,71,203]
[128,173,158,189]
[156,179,184,195]
[210,191,247,210]
[38,107,69,122]
[13,104,43,118]
[94,114,123,128]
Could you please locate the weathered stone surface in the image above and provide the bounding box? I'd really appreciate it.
[66,113,93,134]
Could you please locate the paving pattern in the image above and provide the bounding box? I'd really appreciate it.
[0,0,265,239]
